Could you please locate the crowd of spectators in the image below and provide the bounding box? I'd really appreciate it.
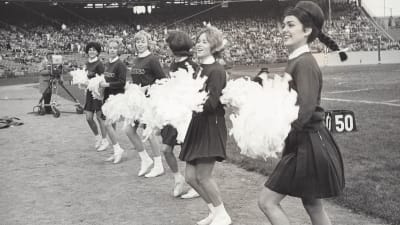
[1,1,399,77]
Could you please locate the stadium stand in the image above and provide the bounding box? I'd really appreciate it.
[0,0,399,77]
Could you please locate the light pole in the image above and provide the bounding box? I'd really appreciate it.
[328,0,332,26]
[384,0,386,18]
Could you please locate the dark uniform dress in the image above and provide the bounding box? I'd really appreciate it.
[103,58,126,102]
[84,59,105,112]
[160,58,199,147]
[130,53,165,87]
[265,52,345,199]
[179,62,227,164]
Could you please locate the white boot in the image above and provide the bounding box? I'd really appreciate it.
[181,188,200,199]
[209,203,231,225]
[105,143,120,162]
[197,204,215,225]
[97,139,109,152]
[145,156,164,178]
[94,135,102,149]
[173,173,186,197]
[113,145,125,164]
[138,150,153,176]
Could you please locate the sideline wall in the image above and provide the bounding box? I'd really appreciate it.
[314,51,400,66]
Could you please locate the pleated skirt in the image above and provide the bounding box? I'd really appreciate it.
[265,122,345,199]
[84,90,103,112]
[179,113,227,163]
[161,125,178,147]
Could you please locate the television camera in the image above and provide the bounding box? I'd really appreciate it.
[33,55,84,117]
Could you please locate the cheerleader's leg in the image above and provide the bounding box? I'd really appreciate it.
[95,111,109,152]
[106,122,119,145]
[85,111,98,135]
[185,162,211,203]
[258,187,289,225]
[124,124,153,176]
[162,144,178,173]
[195,158,231,225]
[195,159,221,205]
[163,144,186,197]
[145,134,164,178]
[302,198,332,225]
[104,121,124,163]
[86,110,101,149]
[96,111,107,139]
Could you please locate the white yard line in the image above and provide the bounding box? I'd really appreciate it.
[322,97,400,107]
[383,99,400,103]
[326,88,371,94]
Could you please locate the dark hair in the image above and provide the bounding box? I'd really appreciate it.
[166,30,194,57]
[85,42,102,55]
[318,32,348,61]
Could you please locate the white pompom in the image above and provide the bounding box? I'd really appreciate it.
[87,75,105,100]
[123,83,148,125]
[141,67,208,142]
[61,24,67,30]
[70,69,88,89]
[221,73,299,160]
[101,83,147,124]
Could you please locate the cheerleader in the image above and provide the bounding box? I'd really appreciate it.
[99,39,127,164]
[258,2,346,225]
[123,30,165,177]
[179,26,231,225]
[83,42,108,151]
[161,30,200,198]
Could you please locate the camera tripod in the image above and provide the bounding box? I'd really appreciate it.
[33,76,84,118]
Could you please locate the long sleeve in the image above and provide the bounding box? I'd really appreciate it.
[150,57,166,80]
[291,62,320,130]
[87,61,105,79]
[96,62,105,76]
[87,71,95,79]
[107,62,126,89]
[203,67,226,113]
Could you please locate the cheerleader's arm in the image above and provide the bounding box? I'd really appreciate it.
[291,64,320,130]
[203,68,226,113]
[96,62,105,75]
[150,57,167,80]
[87,71,95,79]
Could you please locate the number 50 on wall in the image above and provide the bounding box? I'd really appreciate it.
[324,110,357,133]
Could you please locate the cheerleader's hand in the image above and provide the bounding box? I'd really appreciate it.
[99,80,108,88]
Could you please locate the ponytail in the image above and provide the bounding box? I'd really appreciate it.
[318,32,348,61]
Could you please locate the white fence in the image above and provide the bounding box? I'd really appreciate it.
[314,50,400,66]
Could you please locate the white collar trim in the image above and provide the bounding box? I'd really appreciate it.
[138,50,151,58]
[88,57,98,63]
[109,56,119,63]
[288,45,310,60]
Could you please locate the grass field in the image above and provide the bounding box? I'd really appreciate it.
[229,64,400,225]
[4,63,400,225]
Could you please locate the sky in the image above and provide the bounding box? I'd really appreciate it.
[362,0,400,17]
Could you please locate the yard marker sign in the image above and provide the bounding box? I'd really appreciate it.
[324,110,357,133]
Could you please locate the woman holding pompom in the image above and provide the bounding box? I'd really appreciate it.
[83,42,108,151]
[99,39,127,164]
[179,26,231,225]
[160,30,200,199]
[124,30,166,177]
[258,2,345,225]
